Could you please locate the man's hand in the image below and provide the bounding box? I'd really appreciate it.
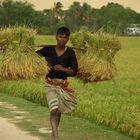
[54,64,65,71]
[54,64,74,75]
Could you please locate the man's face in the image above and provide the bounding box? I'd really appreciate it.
[56,34,69,47]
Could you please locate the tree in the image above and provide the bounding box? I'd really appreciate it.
[47,2,64,33]
[64,2,82,32]
[99,3,140,34]
[0,0,139,35]
[0,0,35,26]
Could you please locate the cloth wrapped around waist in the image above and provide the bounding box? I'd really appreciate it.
[46,77,75,92]
[45,77,77,113]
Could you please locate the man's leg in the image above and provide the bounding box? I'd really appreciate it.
[57,110,61,127]
[50,109,61,140]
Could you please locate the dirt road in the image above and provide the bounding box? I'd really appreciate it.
[0,117,40,140]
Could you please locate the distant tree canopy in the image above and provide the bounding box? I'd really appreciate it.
[0,0,140,35]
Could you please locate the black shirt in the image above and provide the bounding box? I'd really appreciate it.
[36,45,78,80]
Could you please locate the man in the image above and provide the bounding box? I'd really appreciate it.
[36,27,78,140]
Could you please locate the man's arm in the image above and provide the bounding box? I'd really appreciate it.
[36,47,47,57]
[68,49,78,76]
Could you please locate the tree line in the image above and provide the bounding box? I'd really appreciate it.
[0,0,140,35]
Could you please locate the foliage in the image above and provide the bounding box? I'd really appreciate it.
[0,0,140,34]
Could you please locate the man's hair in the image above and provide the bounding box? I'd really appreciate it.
[56,27,70,36]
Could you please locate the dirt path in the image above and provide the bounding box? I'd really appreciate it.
[0,117,40,140]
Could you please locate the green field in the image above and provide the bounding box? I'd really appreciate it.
[0,36,140,139]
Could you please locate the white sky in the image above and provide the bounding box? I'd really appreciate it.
[20,0,140,13]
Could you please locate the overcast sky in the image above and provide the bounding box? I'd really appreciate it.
[20,0,140,13]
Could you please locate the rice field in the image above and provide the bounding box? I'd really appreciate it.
[0,35,140,139]
[70,36,140,138]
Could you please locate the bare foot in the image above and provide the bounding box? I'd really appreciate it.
[51,132,54,140]
[51,133,59,140]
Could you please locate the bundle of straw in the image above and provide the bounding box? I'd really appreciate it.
[70,31,121,82]
[0,27,49,80]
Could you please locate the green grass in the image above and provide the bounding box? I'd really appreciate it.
[35,35,72,46]
[0,92,134,140]
[35,35,56,45]
[119,36,140,48]
[0,36,140,139]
